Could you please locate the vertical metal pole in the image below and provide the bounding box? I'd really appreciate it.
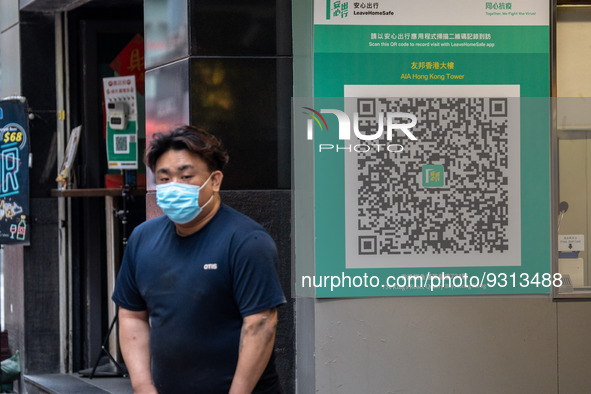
[550,0,558,297]
[64,10,74,374]
[105,195,119,360]
[55,11,71,374]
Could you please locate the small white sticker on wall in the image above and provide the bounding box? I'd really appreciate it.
[558,234,585,252]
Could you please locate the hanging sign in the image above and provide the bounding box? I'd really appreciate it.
[0,97,30,245]
[109,33,145,95]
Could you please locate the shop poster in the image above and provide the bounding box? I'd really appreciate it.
[295,0,551,296]
[0,98,30,245]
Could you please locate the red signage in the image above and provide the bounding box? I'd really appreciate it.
[109,33,145,95]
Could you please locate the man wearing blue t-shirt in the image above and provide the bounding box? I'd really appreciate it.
[112,125,286,394]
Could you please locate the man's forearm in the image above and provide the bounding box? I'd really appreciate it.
[119,308,157,394]
[229,308,278,394]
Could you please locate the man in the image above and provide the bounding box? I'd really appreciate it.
[112,125,286,394]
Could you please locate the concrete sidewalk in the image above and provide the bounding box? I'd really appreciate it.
[25,374,132,394]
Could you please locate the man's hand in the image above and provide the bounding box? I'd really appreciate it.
[118,307,157,394]
[229,308,278,394]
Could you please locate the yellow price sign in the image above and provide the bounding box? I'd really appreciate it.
[3,130,23,144]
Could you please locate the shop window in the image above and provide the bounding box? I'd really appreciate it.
[555,4,591,296]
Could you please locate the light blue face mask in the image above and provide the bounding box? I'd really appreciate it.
[156,173,214,224]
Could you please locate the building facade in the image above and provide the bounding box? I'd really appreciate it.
[2,1,591,393]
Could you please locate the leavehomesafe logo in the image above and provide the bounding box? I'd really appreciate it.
[302,107,418,153]
[422,164,445,188]
[326,1,394,20]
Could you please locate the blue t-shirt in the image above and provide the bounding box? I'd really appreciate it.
[112,204,286,393]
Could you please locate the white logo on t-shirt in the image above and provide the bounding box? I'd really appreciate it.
[203,263,218,270]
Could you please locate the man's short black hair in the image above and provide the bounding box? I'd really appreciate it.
[145,125,229,172]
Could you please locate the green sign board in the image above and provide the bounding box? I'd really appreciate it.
[103,76,139,170]
[294,0,552,297]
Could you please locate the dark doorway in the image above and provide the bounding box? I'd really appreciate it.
[67,2,145,371]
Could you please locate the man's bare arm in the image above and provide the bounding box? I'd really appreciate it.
[119,307,158,394]
[229,307,278,394]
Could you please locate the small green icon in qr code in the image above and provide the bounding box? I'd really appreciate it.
[422,165,445,188]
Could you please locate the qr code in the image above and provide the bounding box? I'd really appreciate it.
[114,135,129,154]
[352,97,515,258]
